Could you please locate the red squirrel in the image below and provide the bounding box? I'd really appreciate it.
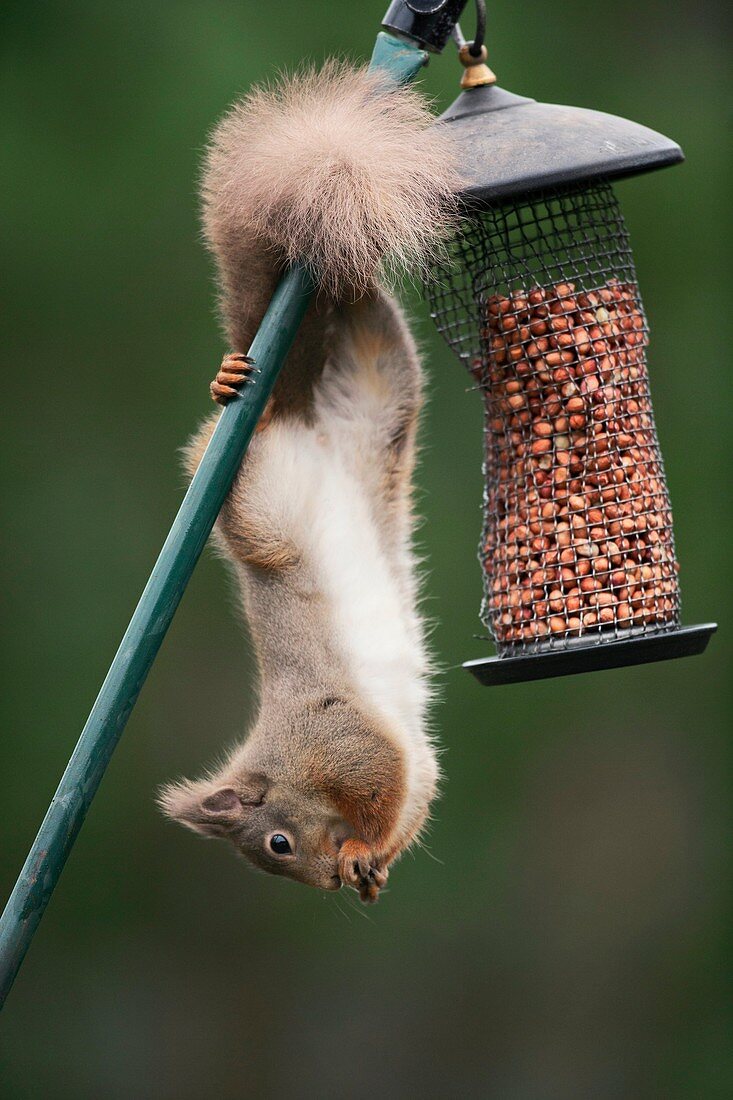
[158,61,459,902]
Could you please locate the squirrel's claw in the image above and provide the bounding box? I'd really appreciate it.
[210,353,257,406]
[337,840,388,904]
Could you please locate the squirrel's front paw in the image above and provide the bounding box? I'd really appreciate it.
[338,839,388,904]
[210,353,256,405]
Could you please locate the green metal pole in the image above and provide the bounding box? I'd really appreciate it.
[0,32,427,1009]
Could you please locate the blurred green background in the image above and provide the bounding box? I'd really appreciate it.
[1,1,730,1096]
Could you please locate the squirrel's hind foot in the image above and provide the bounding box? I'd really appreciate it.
[338,839,388,904]
[210,353,256,405]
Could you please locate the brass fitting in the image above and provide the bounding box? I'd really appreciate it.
[458,43,496,89]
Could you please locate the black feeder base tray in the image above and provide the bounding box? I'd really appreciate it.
[464,624,717,687]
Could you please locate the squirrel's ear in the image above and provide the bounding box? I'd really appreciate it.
[200,787,243,815]
[158,774,267,837]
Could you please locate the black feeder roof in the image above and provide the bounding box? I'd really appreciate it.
[441,84,684,203]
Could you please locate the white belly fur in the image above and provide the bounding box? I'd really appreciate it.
[255,417,434,830]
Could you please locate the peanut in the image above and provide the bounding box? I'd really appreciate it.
[480,278,679,646]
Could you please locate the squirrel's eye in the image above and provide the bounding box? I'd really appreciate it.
[270,834,291,855]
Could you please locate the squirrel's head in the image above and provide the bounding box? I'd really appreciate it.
[157,767,351,893]
[159,696,407,896]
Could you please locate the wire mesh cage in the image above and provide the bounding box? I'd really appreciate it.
[431,180,681,654]
[429,163,714,683]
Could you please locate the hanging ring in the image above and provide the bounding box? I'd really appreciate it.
[469,0,486,58]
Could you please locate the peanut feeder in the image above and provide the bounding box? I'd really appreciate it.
[428,56,717,685]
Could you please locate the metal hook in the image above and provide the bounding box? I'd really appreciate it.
[471,0,486,57]
[451,0,486,57]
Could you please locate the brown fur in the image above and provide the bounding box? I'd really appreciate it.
[307,717,407,849]
[201,60,458,419]
[160,60,454,902]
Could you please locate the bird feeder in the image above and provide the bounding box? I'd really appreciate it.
[0,0,718,1008]
[427,43,717,685]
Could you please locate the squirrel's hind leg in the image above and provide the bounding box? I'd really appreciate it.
[183,376,296,574]
[323,292,424,436]
[315,292,425,573]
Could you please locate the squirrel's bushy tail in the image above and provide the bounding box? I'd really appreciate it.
[202,60,460,348]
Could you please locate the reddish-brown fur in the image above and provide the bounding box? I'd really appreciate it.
[159,60,458,902]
